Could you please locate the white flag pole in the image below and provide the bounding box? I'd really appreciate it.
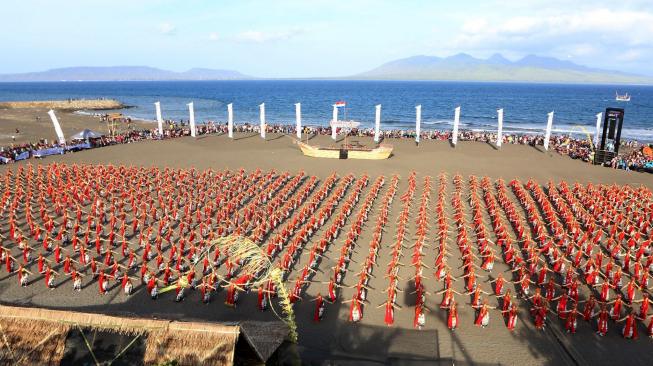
[544,111,554,150]
[154,101,163,136]
[594,112,603,147]
[187,102,196,137]
[259,103,266,139]
[227,103,234,138]
[295,103,302,139]
[47,110,66,144]
[374,104,381,143]
[415,105,421,145]
[497,108,504,148]
[452,106,461,146]
[331,105,338,140]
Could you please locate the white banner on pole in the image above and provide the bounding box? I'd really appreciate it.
[187,102,196,137]
[374,104,381,143]
[154,101,163,136]
[544,111,554,150]
[331,121,360,129]
[594,112,602,147]
[295,103,302,139]
[331,104,338,140]
[227,103,234,138]
[47,110,66,144]
[259,103,266,139]
[415,105,421,144]
[452,106,461,145]
[497,108,504,147]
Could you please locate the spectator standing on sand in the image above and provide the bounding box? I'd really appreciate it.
[0,118,651,170]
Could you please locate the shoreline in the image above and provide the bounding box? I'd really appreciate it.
[73,110,653,144]
[0,106,651,174]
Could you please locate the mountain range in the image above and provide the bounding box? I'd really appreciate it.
[352,53,653,84]
[0,66,251,82]
[0,54,650,84]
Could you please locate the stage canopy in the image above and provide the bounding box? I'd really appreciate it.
[70,129,104,140]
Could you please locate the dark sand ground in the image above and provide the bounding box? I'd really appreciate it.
[1,109,652,365]
[0,108,149,145]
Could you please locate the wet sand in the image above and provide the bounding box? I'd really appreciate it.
[0,109,652,365]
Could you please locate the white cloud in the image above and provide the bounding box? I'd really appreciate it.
[461,19,488,34]
[558,43,598,58]
[617,49,643,62]
[208,32,219,41]
[501,16,539,35]
[448,8,653,72]
[234,28,305,43]
[453,9,653,49]
[158,22,176,35]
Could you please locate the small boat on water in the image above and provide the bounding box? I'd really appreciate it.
[616,92,631,102]
[296,140,393,160]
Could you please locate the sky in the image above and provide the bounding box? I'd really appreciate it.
[1,0,652,77]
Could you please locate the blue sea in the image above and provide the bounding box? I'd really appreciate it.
[1,80,652,141]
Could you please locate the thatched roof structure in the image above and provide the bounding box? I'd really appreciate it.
[0,305,286,365]
[0,318,68,366]
[239,321,290,362]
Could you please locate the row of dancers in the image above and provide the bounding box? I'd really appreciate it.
[1,164,652,339]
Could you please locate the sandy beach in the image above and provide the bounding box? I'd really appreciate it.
[0,107,652,366]
[0,107,650,188]
[0,108,149,145]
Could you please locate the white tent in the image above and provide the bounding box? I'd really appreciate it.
[70,129,104,140]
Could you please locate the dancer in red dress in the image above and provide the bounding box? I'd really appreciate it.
[608,294,624,321]
[633,294,650,319]
[502,304,518,331]
[313,294,325,322]
[348,296,362,322]
[564,304,579,334]
[595,304,610,337]
[473,299,495,328]
[581,295,597,322]
[617,312,640,339]
[488,273,506,295]
[446,300,459,331]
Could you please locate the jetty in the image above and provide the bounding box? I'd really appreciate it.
[0,99,125,110]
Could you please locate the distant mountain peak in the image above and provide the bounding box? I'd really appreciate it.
[353,53,652,84]
[446,53,481,63]
[0,66,252,82]
[487,53,511,64]
[382,55,441,67]
[515,55,587,71]
[448,52,474,59]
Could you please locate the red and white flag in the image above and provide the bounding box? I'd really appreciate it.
[334,101,346,107]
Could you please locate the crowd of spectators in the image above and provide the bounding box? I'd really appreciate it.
[610,142,653,172]
[0,138,61,162]
[1,120,651,174]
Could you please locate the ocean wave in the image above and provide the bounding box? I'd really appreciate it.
[422,119,469,127]
[111,114,651,141]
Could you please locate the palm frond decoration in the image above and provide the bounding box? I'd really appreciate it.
[211,235,298,343]
[269,268,298,343]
